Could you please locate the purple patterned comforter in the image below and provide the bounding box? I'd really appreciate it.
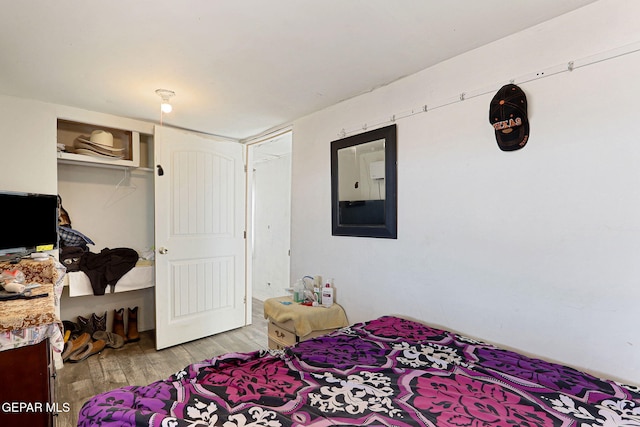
[78,316,640,426]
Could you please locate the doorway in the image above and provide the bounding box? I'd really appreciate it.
[247,130,292,302]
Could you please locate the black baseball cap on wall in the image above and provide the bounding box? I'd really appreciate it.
[489,84,529,151]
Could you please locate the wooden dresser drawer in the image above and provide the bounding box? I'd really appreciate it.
[268,321,297,346]
[264,297,349,350]
[0,339,54,427]
[267,337,290,350]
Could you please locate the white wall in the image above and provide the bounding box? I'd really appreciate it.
[0,95,57,194]
[252,153,292,300]
[57,164,154,253]
[290,0,640,385]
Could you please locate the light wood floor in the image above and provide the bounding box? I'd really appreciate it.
[55,298,269,427]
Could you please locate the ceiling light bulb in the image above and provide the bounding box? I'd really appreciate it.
[155,89,176,114]
[161,102,172,113]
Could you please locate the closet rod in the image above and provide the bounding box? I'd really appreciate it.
[58,160,153,174]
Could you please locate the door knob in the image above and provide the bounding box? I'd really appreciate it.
[159,247,169,254]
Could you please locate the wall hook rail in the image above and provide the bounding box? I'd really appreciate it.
[337,40,640,137]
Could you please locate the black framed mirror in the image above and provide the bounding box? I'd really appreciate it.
[331,124,397,238]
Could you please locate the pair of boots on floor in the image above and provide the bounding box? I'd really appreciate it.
[62,307,139,362]
[62,311,113,363]
[112,307,140,344]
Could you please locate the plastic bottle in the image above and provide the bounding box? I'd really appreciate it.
[293,280,305,303]
[322,279,334,308]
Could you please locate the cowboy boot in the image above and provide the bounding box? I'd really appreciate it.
[92,311,107,332]
[112,308,127,343]
[127,306,140,343]
[77,315,94,336]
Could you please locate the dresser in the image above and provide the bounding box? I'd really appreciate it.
[0,338,56,426]
[0,258,65,427]
[264,296,348,349]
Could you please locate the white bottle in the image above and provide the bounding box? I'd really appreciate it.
[322,280,334,308]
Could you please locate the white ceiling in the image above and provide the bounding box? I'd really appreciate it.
[0,0,598,141]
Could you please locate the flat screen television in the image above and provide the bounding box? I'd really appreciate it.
[0,191,58,255]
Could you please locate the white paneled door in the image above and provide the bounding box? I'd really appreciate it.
[154,126,246,350]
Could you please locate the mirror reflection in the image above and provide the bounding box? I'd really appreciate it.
[337,139,386,225]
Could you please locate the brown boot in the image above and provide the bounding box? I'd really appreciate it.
[112,308,127,343]
[126,306,140,343]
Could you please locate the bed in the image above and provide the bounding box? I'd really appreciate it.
[78,315,640,426]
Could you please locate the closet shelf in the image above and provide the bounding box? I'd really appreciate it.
[57,154,153,172]
[56,118,154,171]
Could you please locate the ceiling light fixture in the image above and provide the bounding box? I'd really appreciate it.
[155,89,175,114]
